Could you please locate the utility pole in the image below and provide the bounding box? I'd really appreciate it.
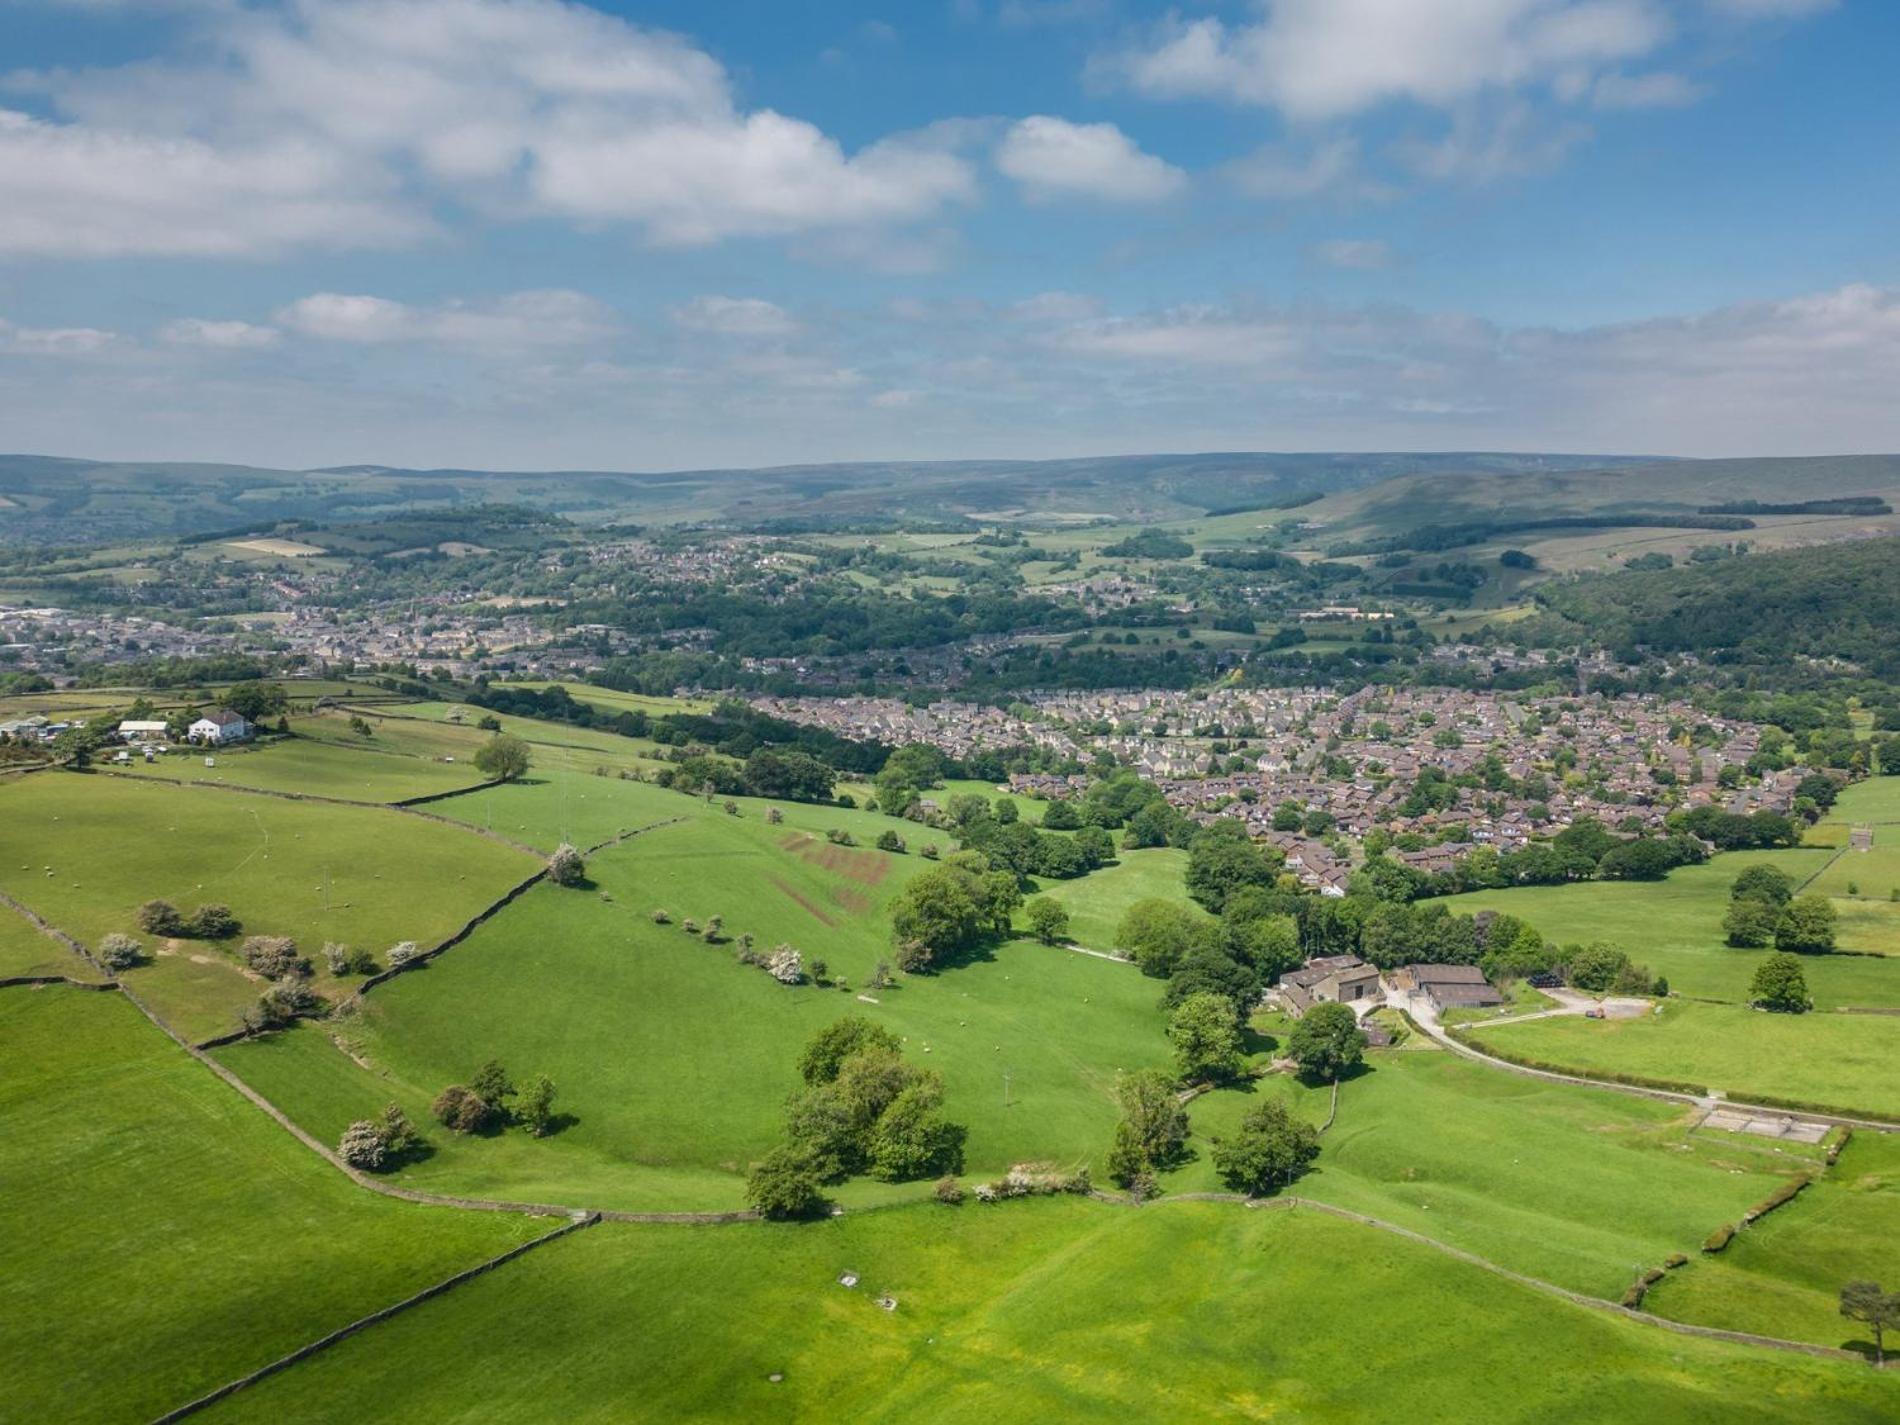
[1003,1069,1012,1109]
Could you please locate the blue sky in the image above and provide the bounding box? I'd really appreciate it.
[0,0,1895,469]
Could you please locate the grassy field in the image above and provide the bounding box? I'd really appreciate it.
[217,804,1173,1211]
[1828,777,1900,824]
[428,765,693,851]
[1648,1131,1900,1350]
[387,700,674,775]
[1474,1001,1900,1120]
[198,1197,1899,1423]
[1022,848,1200,951]
[108,736,485,803]
[1443,850,1900,1008]
[0,905,104,981]
[1176,1047,1810,1299]
[0,986,542,1424]
[0,773,540,1040]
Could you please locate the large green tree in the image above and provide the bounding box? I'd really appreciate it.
[1749,952,1811,1012]
[1286,1002,1366,1082]
[1104,1069,1189,1187]
[1212,1100,1320,1196]
[1167,992,1245,1083]
[1774,895,1837,954]
[474,732,531,782]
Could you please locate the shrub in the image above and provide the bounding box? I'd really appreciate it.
[336,1120,387,1170]
[746,1145,827,1220]
[386,941,420,968]
[876,829,906,854]
[323,941,348,975]
[681,918,699,935]
[433,1085,494,1134]
[768,945,804,985]
[188,903,239,939]
[651,908,672,924]
[826,828,856,847]
[96,932,142,970]
[470,1060,515,1113]
[809,957,829,984]
[518,1074,558,1137]
[136,899,183,936]
[765,807,783,825]
[703,915,724,944]
[934,1175,965,1206]
[920,843,940,860]
[547,844,586,887]
[242,936,307,979]
[380,1102,423,1157]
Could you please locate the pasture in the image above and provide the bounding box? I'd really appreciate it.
[1177,1047,1808,1299]
[0,905,103,981]
[1023,848,1200,951]
[0,773,540,1040]
[1442,850,1900,1008]
[109,736,484,803]
[1648,1131,1900,1350]
[1474,1001,1900,1120]
[196,1198,1900,1423]
[0,987,541,1424]
[218,812,1173,1212]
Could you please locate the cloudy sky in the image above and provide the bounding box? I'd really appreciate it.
[1,0,1895,470]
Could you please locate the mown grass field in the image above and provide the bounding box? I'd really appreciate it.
[0,905,104,981]
[1474,1001,1900,1120]
[1828,777,1900,825]
[109,735,484,803]
[218,805,1173,1211]
[1443,850,1900,1007]
[0,986,542,1424]
[389,700,674,775]
[0,773,540,1040]
[1022,847,1200,951]
[198,1197,1899,1424]
[1176,1047,1809,1299]
[1648,1131,1900,1350]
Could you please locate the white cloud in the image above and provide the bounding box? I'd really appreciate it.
[1009,291,1106,322]
[0,0,978,257]
[0,320,126,356]
[1591,69,1705,108]
[671,296,796,336]
[160,318,283,350]
[1310,238,1393,270]
[1101,0,1671,118]
[1223,135,1378,200]
[996,116,1185,203]
[1397,101,1592,182]
[277,289,617,349]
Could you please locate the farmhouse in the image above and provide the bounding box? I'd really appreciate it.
[1279,954,1382,1017]
[1395,963,1504,1013]
[188,709,251,745]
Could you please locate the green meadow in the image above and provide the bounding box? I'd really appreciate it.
[218,813,1172,1211]
[1443,850,1900,1008]
[1648,1131,1900,1350]
[109,735,484,802]
[198,1199,1899,1424]
[1023,847,1201,951]
[1473,1001,1900,1120]
[0,773,539,1040]
[0,987,541,1424]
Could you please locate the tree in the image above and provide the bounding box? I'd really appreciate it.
[783,1086,858,1180]
[1104,1069,1189,1186]
[867,1079,966,1181]
[1114,897,1209,978]
[1565,941,1633,993]
[1749,952,1811,1012]
[1164,944,1260,1011]
[1723,897,1779,948]
[876,829,907,854]
[96,933,142,970]
[1169,992,1244,1083]
[1184,823,1278,913]
[767,945,804,984]
[517,1075,558,1136]
[137,899,184,936]
[432,1084,493,1133]
[243,935,306,978]
[888,864,985,970]
[1731,864,1794,906]
[470,1060,515,1114]
[474,733,531,782]
[1040,799,1081,830]
[337,1120,387,1170]
[1025,897,1070,945]
[379,1102,423,1157]
[547,843,585,887]
[1286,1002,1366,1082]
[1840,1281,1900,1365]
[1212,1100,1320,1195]
[188,903,239,939]
[798,1017,901,1084]
[1775,895,1837,953]
[746,1145,827,1219]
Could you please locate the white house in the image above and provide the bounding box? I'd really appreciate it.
[117,720,168,743]
[188,709,251,745]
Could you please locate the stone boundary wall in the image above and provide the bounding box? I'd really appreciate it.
[149,1212,602,1423]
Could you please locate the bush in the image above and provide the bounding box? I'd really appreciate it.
[242,935,307,979]
[188,903,240,939]
[96,932,142,970]
[433,1084,495,1134]
[136,899,184,936]
[380,1102,423,1157]
[651,908,671,924]
[768,945,804,985]
[876,829,906,854]
[547,843,586,887]
[386,940,420,968]
[826,828,856,847]
[517,1074,558,1137]
[336,1120,387,1170]
[934,1175,965,1206]
[745,1145,827,1220]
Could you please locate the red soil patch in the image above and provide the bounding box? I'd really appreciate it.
[778,833,890,888]
[771,876,838,928]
